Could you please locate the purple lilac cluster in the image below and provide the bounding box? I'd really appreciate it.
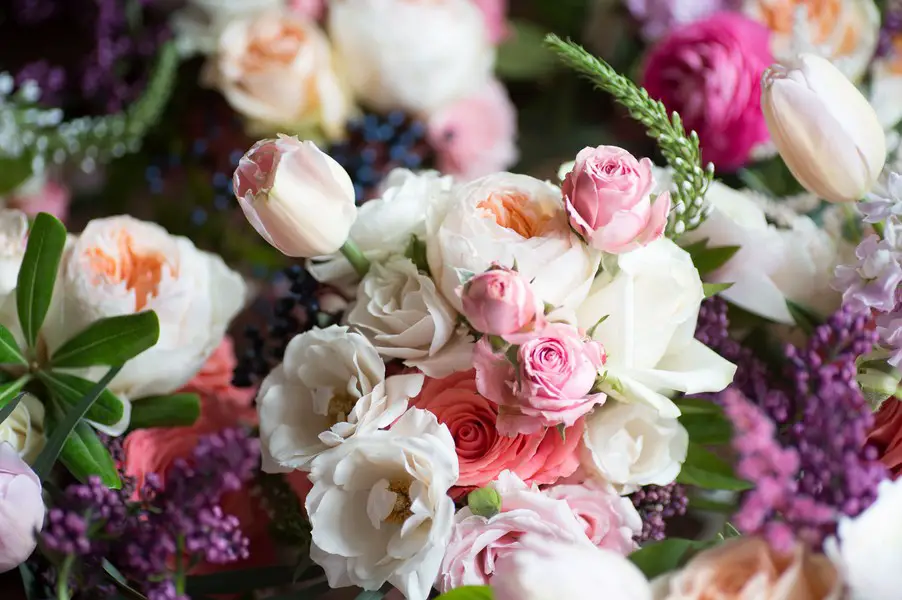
[629,483,688,543]
[5,0,170,114]
[42,428,259,600]
[878,0,902,57]
[624,0,743,41]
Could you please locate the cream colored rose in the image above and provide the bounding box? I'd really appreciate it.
[744,0,879,82]
[171,0,282,56]
[653,537,843,600]
[0,394,45,464]
[204,10,352,140]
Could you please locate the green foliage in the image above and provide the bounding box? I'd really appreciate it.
[0,378,30,410]
[49,311,160,368]
[405,235,431,275]
[0,153,34,196]
[434,587,494,600]
[129,393,201,430]
[546,35,715,238]
[57,420,121,489]
[674,397,723,416]
[0,389,27,422]
[786,300,822,334]
[680,413,733,445]
[678,442,752,491]
[0,324,26,365]
[39,371,127,428]
[682,238,741,277]
[16,213,67,348]
[704,282,734,298]
[497,21,559,81]
[259,472,311,546]
[629,538,709,579]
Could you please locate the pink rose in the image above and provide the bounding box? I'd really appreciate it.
[475,323,606,435]
[642,13,773,171]
[427,78,518,181]
[562,146,670,254]
[471,0,509,44]
[288,0,326,21]
[460,266,541,336]
[180,337,255,407]
[8,180,70,222]
[545,481,641,555]
[412,371,582,496]
[439,471,590,591]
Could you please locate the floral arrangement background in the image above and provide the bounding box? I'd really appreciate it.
[4,0,902,600]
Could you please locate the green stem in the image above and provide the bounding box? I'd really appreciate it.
[175,535,186,596]
[874,220,886,239]
[57,555,75,600]
[340,239,370,278]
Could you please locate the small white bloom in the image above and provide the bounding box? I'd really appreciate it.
[348,256,471,377]
[257,325,426,471]
[576,237,736,417]
[427,172,600,312]
[328,0,494,114]
[582,400,689,491]
[308,169,454,292]
[0,395,45,464]
[307,408,458,600]
[827,477,902,600]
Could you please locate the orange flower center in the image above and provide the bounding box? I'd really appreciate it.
[477,192,549,239]
[889,36,902,75]
[245,22,306,72]
[84,231,174,311]
[756,0,858,53]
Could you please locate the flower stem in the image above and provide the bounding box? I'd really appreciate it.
[57,554,75,600]
[340,239,370,278]
[175,535,186,596]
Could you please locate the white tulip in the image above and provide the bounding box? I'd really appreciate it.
[761,53,886,204]
[233,136,357,258]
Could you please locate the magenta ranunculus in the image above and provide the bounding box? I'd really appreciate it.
[642,13,773,171]
[474,323,606,435]
[545,481,642,555]
[562,146,671,254]
[460,266,540,336]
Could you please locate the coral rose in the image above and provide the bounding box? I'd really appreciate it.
[413,370,582,496]
[180,337,255,406]
[642,13,773,171]
[869,398,902,477]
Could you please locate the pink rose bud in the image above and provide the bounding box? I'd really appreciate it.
[0,442,44,573]
[233,135,357,258]
[460,266,540,336]
[562,146,671,254]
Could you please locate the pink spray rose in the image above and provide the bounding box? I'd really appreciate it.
[562,146,670,254]
[642,13,773,171]
[545,481,642,555]
[475,323,606,435]
[471,0,509,44]
[460,265,542,336]
[412,370,582,497]
[439,471,591,591]
[427,78,518,181]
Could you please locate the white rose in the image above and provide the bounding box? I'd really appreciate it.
[682,183,842,324]
[582,400,689,491]
[204,10,352,139]
[827,477,902,600]
[328,0,494,114]
[41,216,246,410]
[493,534,653,600]
[257,325,426,471]
[347,256,472,378]
[576,238,736,418]
[427,172,600,312]
[307,407,458,600]
[308,169,454,292]
[171,0,282,56]
[0,394,45,464]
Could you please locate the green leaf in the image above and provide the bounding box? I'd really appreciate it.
[31,365,121,481]
[496,21,558,81]
[786,300,822,334]
[103,559,148,600]
[57,419,121,488]
[186,566,296,595]
[39,371,126,428]
[16,212,67,348]
[0,377,30,413]
[674,397,723,416]
[404,235,431,276]
[129,393,200,430]
[691,246,741,277]
[0,154,34,196]
[0,324,26,365]
[703,282,734,298]
[435,587,494,600]
[680,414,733,445]
[49,311,160,368]
[629,539,705,579]
[677,442,752,491]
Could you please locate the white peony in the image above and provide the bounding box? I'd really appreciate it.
[827,477,902,600]
[308,169,454,293]
[347,256,472,378]
[257,325,426,471]
[576,237,736,418]
[427,172,600,312]
[0,394,45,464]
[307,407,458,600]
[582,400,689,491]
[171,0,282,56]
[681,181,842,323]
[328,0,494,115]
[41,216,247,411]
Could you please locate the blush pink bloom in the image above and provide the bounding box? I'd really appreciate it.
[642,13,773,171]
[180,337,255,406]
[288,0,326,21]
[545,481,641,555]
[471,0,509,44]
[427,78,518,181]
[439,471,591,591]
[460,266,541,336]
[474,323,606,435]
[8,180,70,222]
[412,370,582,497]
[0,443,44,573]
[562,146,670,254]
[869,398,902,478]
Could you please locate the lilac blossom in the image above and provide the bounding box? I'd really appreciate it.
[624,0,742,41]
[629,483,688,543]
[833,234,902,313]
[858,172,902,223]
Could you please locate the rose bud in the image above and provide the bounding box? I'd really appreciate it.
[460,266,540,336]
[562,146,671,254]
[233,135,357,257]
[761,53,886,204]
[0,443,44,573]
